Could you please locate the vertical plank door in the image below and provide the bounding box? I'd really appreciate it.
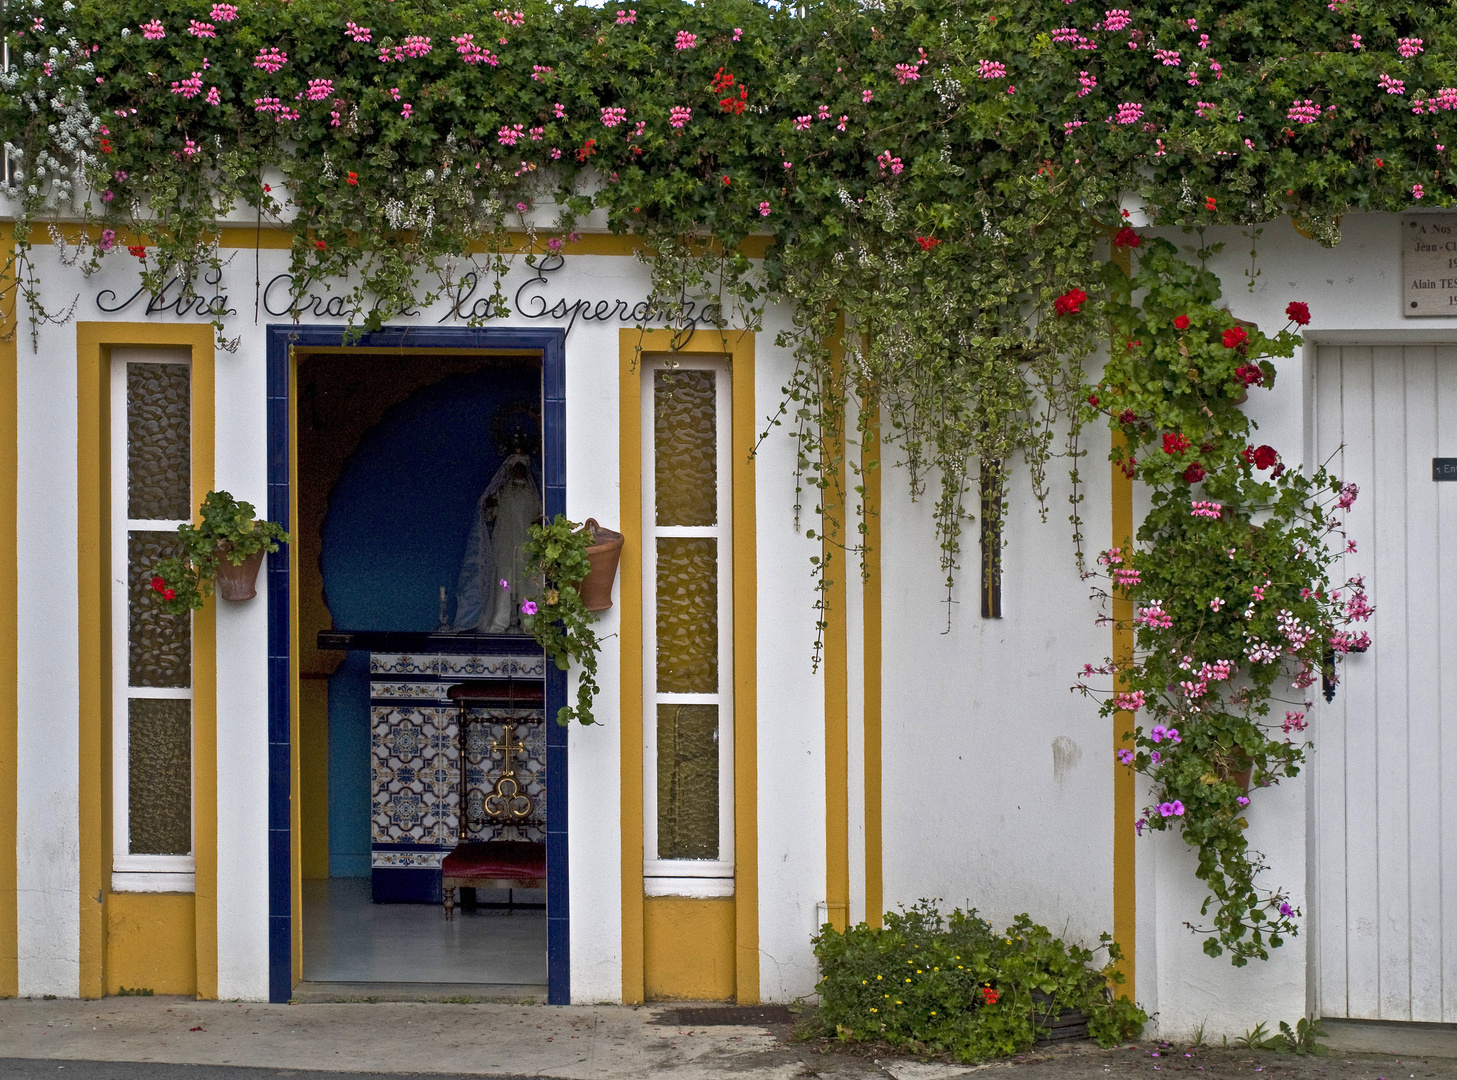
[1312,344,1457,1023]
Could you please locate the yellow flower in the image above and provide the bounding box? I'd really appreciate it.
[870,1008,878,1013]
[876,975,883,980]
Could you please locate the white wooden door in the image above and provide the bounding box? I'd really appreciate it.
[1312,344,1457,1022]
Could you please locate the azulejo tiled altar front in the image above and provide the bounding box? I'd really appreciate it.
[369,652,546,902]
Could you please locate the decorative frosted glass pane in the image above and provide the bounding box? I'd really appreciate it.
[656,704,718,860]
[654,369,717,527]
[656,537,717,693]
[129,531,191,688]
[129,697,191,856]
[127,363,190,521]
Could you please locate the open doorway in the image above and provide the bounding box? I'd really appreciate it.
[295,349,550,996]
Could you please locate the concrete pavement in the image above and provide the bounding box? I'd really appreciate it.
[0,998,1454,1080]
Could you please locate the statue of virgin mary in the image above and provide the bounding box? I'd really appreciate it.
[451,453,542,633]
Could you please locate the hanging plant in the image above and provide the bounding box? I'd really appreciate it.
[521,514,603,727]
[1076,237,1370,965]
[148,490,291,615]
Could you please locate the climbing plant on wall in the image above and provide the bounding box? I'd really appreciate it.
[0,0,1434,961]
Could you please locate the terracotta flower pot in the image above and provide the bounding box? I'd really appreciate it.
[213,544,266,601]
[579,518,624,612]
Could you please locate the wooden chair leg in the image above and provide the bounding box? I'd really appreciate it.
[444,885,455,921]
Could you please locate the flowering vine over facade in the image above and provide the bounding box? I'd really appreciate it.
[0,0,1436,959]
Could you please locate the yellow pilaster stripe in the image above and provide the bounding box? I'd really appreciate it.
[728,331,759,1004]
[76,327,106,999]
[823,331,849,933]
[0,247,18,997]
[861,403,883,930]
[189,332,218,1001]
[77,323,220,999]
[618,331,646,1005]
[1109,241,1136,999]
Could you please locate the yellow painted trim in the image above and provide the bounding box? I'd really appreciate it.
[0,246,18,997]
[106,893,196,996]
[76,322,219,999]
[618,333,646,1005]
[861,405,883,931]
[1108,238,1136,1000]
[643,896,736,1001]
[623,328,759,1003]
[728,331,759,1005]
[823,331,849,933]
[290,352,303,988]
[190,335,218,1002]
[34,225,772,260]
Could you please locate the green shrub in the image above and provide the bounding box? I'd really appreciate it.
[813,902,1147,1063]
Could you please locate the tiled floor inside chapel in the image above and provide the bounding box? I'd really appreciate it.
[302,878,547,989]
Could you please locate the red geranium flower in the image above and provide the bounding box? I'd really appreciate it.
[1183,461,1206,483]
[1285,301,1310,325]
[576,138,596,162]
[1222,325,1248,349]
[162,588,176,601]
[1119,455,1138,478]
[315,239,327,250]
[1118,408,1137,426]
[1173,314,1190,330]
[127,245,147,259]
[1235,363,1264,386]
[722,175,731,186]
[150,576,166,592]
[1054,288,1087,315]
[1087,393,1099,407]
[1241,445,1255,464]
[1162,432,1191,455]
[916,236,941,251]
[1252,444,1278,470]
[1205,196,1217,210]
[980,987,1001,1005]
[346,172,358,186]
[1112,226,1141,248]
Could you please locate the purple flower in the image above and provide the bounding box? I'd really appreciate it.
[99,229,115,251]
[500,578,510,590]
[521,600,538,615]
[1170,800,1185,815]
[1236,796,1250,806]
[1159,801,1175,817]
[1117,748,1134,765]
[1279,901,1293,917]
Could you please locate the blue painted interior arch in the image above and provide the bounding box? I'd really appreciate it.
[267,325,570,1005]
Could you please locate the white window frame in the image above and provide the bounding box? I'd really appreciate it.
[110,351,196,893]
[642,356,735,898]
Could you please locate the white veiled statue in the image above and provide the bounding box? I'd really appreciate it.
[451,453,542,633]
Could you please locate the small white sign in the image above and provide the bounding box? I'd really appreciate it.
[1403,215,1457,315]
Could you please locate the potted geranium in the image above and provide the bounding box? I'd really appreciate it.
[519,514,609,726]
[147,491,291,614]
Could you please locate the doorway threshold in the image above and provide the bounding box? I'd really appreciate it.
[292,981,549,1004]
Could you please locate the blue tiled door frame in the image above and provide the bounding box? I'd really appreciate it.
[265,325,570,1004]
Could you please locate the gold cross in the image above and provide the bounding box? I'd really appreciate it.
[489,723,527,777]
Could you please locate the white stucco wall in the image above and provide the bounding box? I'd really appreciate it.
[9,209,1454,1020]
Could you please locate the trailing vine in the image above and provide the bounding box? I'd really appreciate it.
[1076,237,1368,965]
[0,0,1432,959]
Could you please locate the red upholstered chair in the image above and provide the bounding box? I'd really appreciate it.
[442,679,547,920]
[441,840,547,920]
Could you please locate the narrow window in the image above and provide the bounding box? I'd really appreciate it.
[979,458,1004,619]
[642,359,734,896]
[111,353,195,892]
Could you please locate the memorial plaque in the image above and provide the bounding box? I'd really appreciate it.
[1434,458,1457,481]
[1403,216,1457,315]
